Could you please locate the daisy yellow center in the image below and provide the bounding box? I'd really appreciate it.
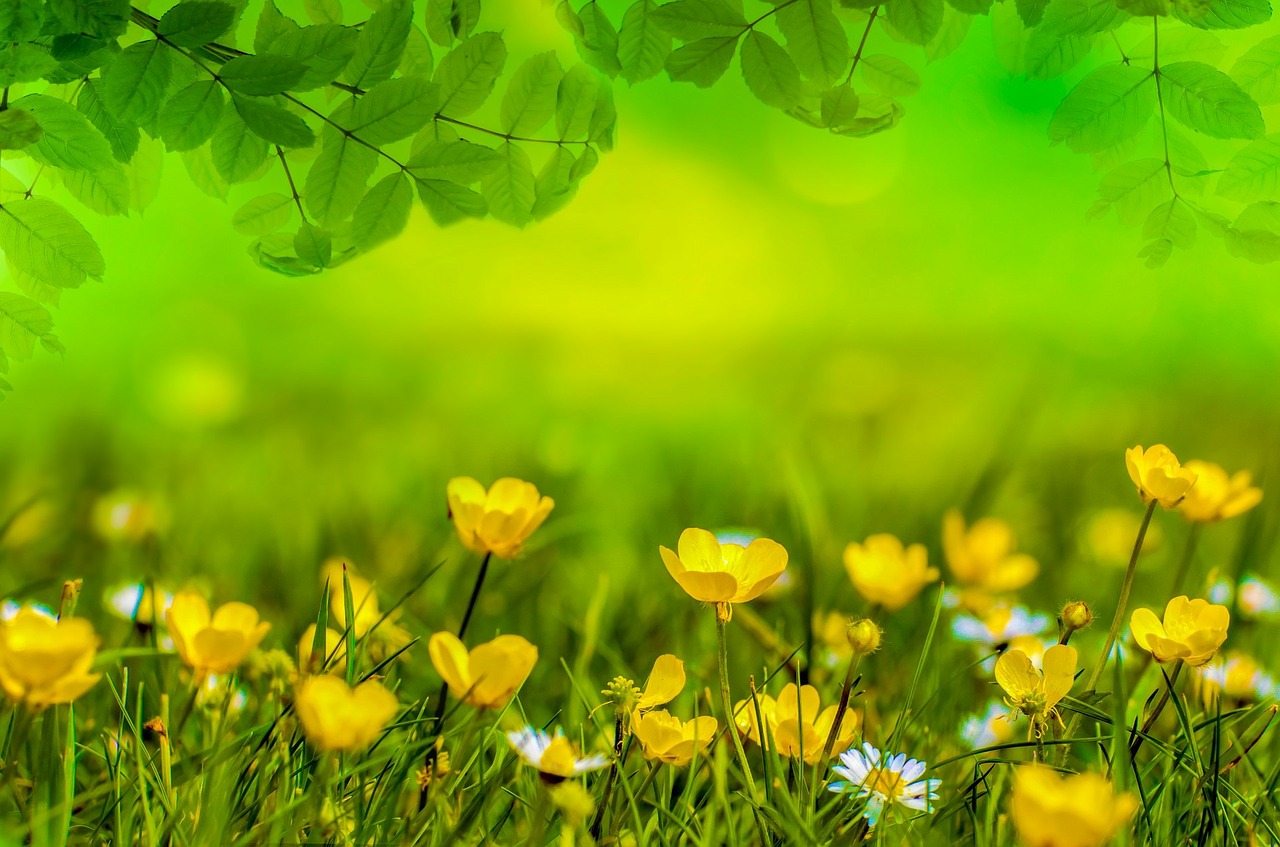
[864,767,906,798]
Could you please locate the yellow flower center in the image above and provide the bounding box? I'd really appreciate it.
[864,767,906,798]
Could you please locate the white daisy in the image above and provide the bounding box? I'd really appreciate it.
[952,605,1050,651]
[1238,576,1280,619]
[1,600,55,621]
[507,727,608,781]
[828,742,941,826]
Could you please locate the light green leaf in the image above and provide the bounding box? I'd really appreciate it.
[265,24,360,90]
[1231,34,1280,106]
[778,0,849,81]
[665,35,739,86]
[1160,61,1264,140]
[400,24,435,78]
[425,0,481,46]
[157,2,236,47]
[0,198,105,289]
[255,0,300,53]
[16,94,115,173]
[350,77,440,144]
[861,54,922,96]
[233,95,316,148]
[0,110,43,151]
[502,52,565,135]
[1176,0,1271,29]
[434,32,508,117]
[413,177,487,225]
[304,0,342,24]
[126,134,164,213]
[61,163,131,216]
[181,145,230,198]
[569,144,599,182]
[1048,63,1155,153]
[741,31,803,109]
[574,2,623,76]
[345,0,412,88]
[926,8,973,64]
[1014,0,1049,24]
[352,172,413,250]
[101,40,173,125]
[1217,135,1280,202]
[532,146,579,220]
[0,292,59,360]
[820,86,861,128]
[407,140,504,183]
[589,80,617,149]
[887,0,945,46]
[1226,201,1280,262]
[1095,158,1166,226]
[211,110,270,183]
[481,142,536,226]
[303,134,379,225]
[1137,238,1172,268]
[220,55,308,96]
[157,81,225,152]
[293,223,332,267]
[945,0,993,13]
[556,64,604,140]
[76,79,138,163]
[1143,197,1196,248]
[651,0,747,39]
[1040,0,1126,35]
[232,193,294,235]
[618,0,672,84]
[831,92,904,137]
[1023,29,1093,80]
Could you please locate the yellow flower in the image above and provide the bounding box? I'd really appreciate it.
[659,528,788,612]
[294,675,398,752]
[637,653,685,710]
[1010,764,1136,847]
[735,683,858,765]
[942,511,1038,594]
[91,489,167,542]
[507,727,608,782]
[428,632,537,709]
[843,534,938,611]
[995,644,1077,738]
[446,477,554,559]
[813,611,854,664]
[1194,653,1276,708]
[1177,460,1263,523]
[0,608,101,709]
[1130,595,1229,667]
[632,710,718,766]
[297,624,347,675]
[166,592,271,676]
[1126,444,1198,509]
[1085,508,1163,566]
[319,560,410,650]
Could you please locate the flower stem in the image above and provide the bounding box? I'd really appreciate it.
[1169,523,1202,598]
[588,713,625,840]
[1128,661,1183,759]
[716,612,768,842]
[820,653,861,764]
[1085,500,1157,694]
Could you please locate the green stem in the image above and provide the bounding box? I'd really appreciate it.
[588,714,624,840]
[1085,500,1157,694]
[716,611,768,842]
[1128,661,1184,759]
[820,653,861,765]
[1169,523,1202,598]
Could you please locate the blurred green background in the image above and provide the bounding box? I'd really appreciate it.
[1,0,1277,688]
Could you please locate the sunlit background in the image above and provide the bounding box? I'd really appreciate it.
[2,0,1277,682]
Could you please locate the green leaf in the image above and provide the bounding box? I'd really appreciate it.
[255,0,300,53]
[1095,158,1167,226]
[777,0,849,81]
[1041,0,1126,35]
[101,40,173,126]
[1176,0,1272,29]
[1218,135,1280,202]
[0,292,60,361]
[1024,30,1093,80]
[556,64,602,140]
[532,146,579,220]
[1143,197,1196,248]
[352,172,413,250]
[1226,201,1280,262]
[157,81,225,152]
[345,0,412,88]
[861,54,922,96]
[502,52,565,135]
[481,142,536,226]
[76,79,138,163]
[220,55,308,96]
[407,140,504,183]
[303,134,379,225]
[819,85,861,128]
[589,80,617,149]
[211,110,269,183]
[1231,34,1280,106]
[232,193,294,235]
[304,0,343,24]
[127,135,164,213]
[293,223,332,267]
[945,0,993,13]
[350,77,440,144]
[618,0,672,84]
[575,2,623,76]
[0,43,59,89]
[651,0,747,39]
[1014,0,1050,24]
[1137,238,1172,268]
[665,35,738,86]
[569,144,600,182]
[401,23,436,78]
[830,92,904,136]
[740,31,803,109]
[1048,63,1156,153]
[887,0,945,46]
[47,0,130,38]
[16,94,115,173]
[0,0,44,42]
[0,198,105,290]
[233,95,316,148]
[61,163,131,216]
[0,110,43,151]
[1160,61,1264,140]
[434,32,508,118]
[425,0,481,46]
[158,2,236,47]
[413,177,487,225]
[267,24,361,91]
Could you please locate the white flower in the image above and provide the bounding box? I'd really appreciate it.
[960,701,1014,749]
[952,605,1050,650]
[828,742,941,826]
[1,600,54,621]
[1239,576,1280,618]
[506,727,608,779]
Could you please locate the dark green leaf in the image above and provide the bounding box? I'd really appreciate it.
[532,146,579,219]
[0,110,42,151]
[820,85,861,128]
[211,109,269,182]
[425,0,481,46]
[1176,0,1271,29]
[345,0,412,88]
[741,31,803,109]
[651,0,747,39]
[575,2,622,76]
[233,94,316,148]
[1160,60,1264,140]
[618,0,672,84]
[1231,34,1280,106]
[16,93,115,172]
[303,134,379,225]
[101,40,173,126]
[502,52,565,135]
[888,0,945,46]
[1014,0,1050,24]
[945,0,993,13]
[413,177,487,225]
[255,0,300,53]
[1048,63,1155,152]
[352,172,413,250]
[434,31,507,117]
[407,140,504,183]
[268,24,361,91]
[665,35,738,87]
[0,198,105,290]
[47,0,130,38]
[158,81,225,152]
[481,142,535,226]
[1040,0,1127,35]
[0,0,44,42]
[1217,135,1280,202]
[556,63,602,139]
[76,79,138,163]
[778,0,849,81]
[350,77,440,144]
[0,43,59,88]
[158,1,236,47]
[220,55,308,96]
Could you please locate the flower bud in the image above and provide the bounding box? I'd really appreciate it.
[550,781,596,826]
[846,618,883,656]
[1060,601,1093,634]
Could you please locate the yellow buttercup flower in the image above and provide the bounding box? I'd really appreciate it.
[632,710,718,766]
[1126,444,1198,509]
[294,675,399,752]
[166,592,271,676]
[297,624,347,676]
[1085,509,1163,566]
[446,477,554,559]
[507,727,608,782]
[1177,461,1263,524]
[1130,595,1229,667]
[659,528,788,615]
[843,534,938,611]
[428,632,537,709]
[995,644,1077,738]
[735,683,858,764]
[637,653,685,710]
[0,608,101,709]
[1010,764,1137,847]
[942,511,1038,594]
